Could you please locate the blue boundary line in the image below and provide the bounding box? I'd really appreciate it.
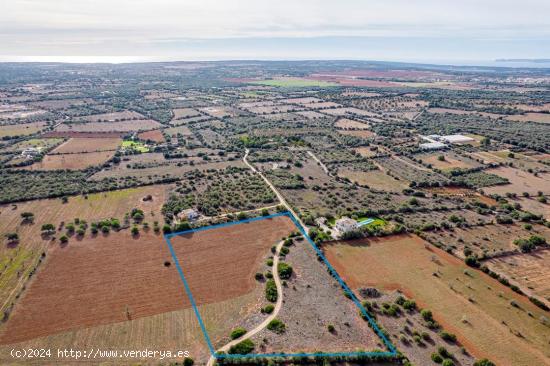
[163,211,398,360]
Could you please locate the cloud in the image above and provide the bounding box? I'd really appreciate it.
[1,0,549,61]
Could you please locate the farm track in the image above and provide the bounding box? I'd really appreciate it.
[207,239,286,366]
[243,149,307,230]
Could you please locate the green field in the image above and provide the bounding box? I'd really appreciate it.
[249,77,338,88]
[122,140,149,153]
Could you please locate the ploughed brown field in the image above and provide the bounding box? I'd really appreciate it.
[51,137,122,153]
[0,215,294,344]
[21,151,115,170]
[137,129,165,142]
[323,234,550,366]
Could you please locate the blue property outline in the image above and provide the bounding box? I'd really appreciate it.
[164,211,398,360]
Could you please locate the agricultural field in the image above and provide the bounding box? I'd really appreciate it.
[246,77,338,88]
[0,185,171,325]
[22,151,115,170]
[137,129,165,143]
[55,120,162,133]
[422,223,550,258]
[50,137,121,153]
[506,112,550,124]
[0,60,549,365]
[483,167,550,195]
[0,122,48,138]
[486,249,550,307]
[324,235,550,366]
[338,168,409,192]
[416,152,483,172]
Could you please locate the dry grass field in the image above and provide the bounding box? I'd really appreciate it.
[172,108,201,119]
[354,146,379,158]
[487,249,550,307]
[338,168,409,192]
[0,292,257,364]
[483,167,550,195]
[0,185,171,317]
[56,120,162,133]
[419,153,481,171]
[516,197,550,219]
[422,223,550,258]
[324,235,550,366]
[22,151,115,170]
[0,122,48,138]
[338,129,376,138]
[334,118,370,129]
[249,234,381,354]
[470,150,548,173]
[0,214,293,347]
[50,137,121,153]
[506,112,550,123]
[77,111,145,122]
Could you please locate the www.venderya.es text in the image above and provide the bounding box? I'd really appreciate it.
[10,348,190,360]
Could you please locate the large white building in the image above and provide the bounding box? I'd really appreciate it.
[335,217,359,234]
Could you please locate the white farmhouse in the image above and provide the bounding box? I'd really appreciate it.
[335,217,359,234]
[177,208,199,222]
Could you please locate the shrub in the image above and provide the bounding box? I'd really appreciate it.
[265,279,277,302]
[421,309,433,322]
[131,226,139,236]
[255,272,264,281]
[473,359,496,366]
[261,304,274,314]
[403,300,417,310]
[440,331,457,343]
[59,235,68,243]
[266,258,274,266]
[6,233,19,241]
[41,223,56,234]
[230,327,247,340]
[431,353,443,363]
[228,339,254,354]
[327,324,335,333]
[183,357,194,366]
[267,318,286,333]
[277,262,293,279]
[438,346,453,358]
[442,359,454,366]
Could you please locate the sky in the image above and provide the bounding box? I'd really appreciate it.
[1,0,550,64]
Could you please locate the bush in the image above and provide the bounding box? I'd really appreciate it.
[403,300,417,310]
[59,235,68,243]
[440,331,457,343]
[473,359,496,366]
[265,279,277,302]
[421,309,433,322]
[267,318,286,333]
[438,346,453,358]
[327,324,335,333]
[183,358,194,366]
[431,353,443,363]
[277,262,293,279]
[230,327,247,340]
[255,272,264,281]
[228,339,254,354]
[442,359,454,366]
[261,304,274,314]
